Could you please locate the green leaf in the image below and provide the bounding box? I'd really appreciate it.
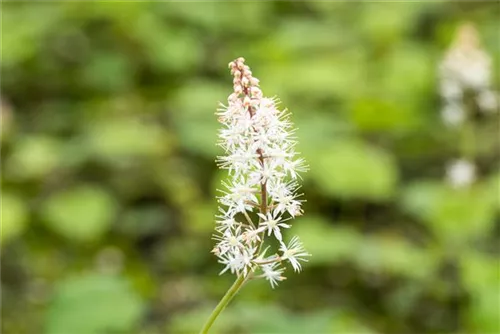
[85,118,170,161]
[252,308,334,334]
[130,15,203,72]
[185,201,217,234]
[169,304,339,334]
[293,216,436,278]
[119,205,172,237]
[485,172,500,209]
[268,19,352,55]
[328,310,377,334]
[170,303,376,334]
[355,235,437,279]
[401,181,497,244]
[462,253,500,333]
[380,45,434,98]
[162,2,270,35]
[6,136,62,180]
[292,216,362,264]
[171,80,225,157]
[46,274,144,334]
[1,4,62,66]
[349,96,420,133]
[359,3,419,44]
[81,52,133,93]
[1,192,28,244]
[41,186,117,242]
[309,140,398,200]
[296,113,353,151]
[260,55,366,101]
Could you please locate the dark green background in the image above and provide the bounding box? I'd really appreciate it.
[2,2,499,334]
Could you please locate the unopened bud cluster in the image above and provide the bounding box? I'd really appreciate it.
[439,23,498,127]
[212,57,310,288]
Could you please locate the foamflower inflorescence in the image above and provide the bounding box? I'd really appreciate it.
[212,57,310,288]
[438,23,499,189]
[439,23,498,127]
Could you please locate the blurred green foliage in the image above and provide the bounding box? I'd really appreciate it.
[46,274,144,334]
[1,2,499,334]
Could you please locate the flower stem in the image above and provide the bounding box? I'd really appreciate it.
[199,274,247,334]
[462,91,476,162]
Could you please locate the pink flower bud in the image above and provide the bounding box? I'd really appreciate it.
[234,85,243,95]
[228,93,238,102]
[251,87,262,98]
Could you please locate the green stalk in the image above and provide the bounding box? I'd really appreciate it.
[199,274,247,334]
[461,91,476,161]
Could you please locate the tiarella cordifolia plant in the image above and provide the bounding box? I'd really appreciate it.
[439,23,497,128]
[439,23,498,188]
[200,57,310,333]
[214,57,310,282]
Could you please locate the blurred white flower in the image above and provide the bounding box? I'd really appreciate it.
[441,103,465,127]
[477,90,498,113]
[439,23,491,93]
[446,159,476,188]
[439,23,497,115]
[212,57,309,287]
[439,79,463,101]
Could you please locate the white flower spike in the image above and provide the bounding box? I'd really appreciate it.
[439,23,498,127]
[212,57,310,288]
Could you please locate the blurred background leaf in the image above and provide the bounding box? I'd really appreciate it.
[5,136,63,180]
[46,274,144,334]
[40,186,118,242]
[402,181,497,245]
[1,192,28,244]
[310,140,398,200]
